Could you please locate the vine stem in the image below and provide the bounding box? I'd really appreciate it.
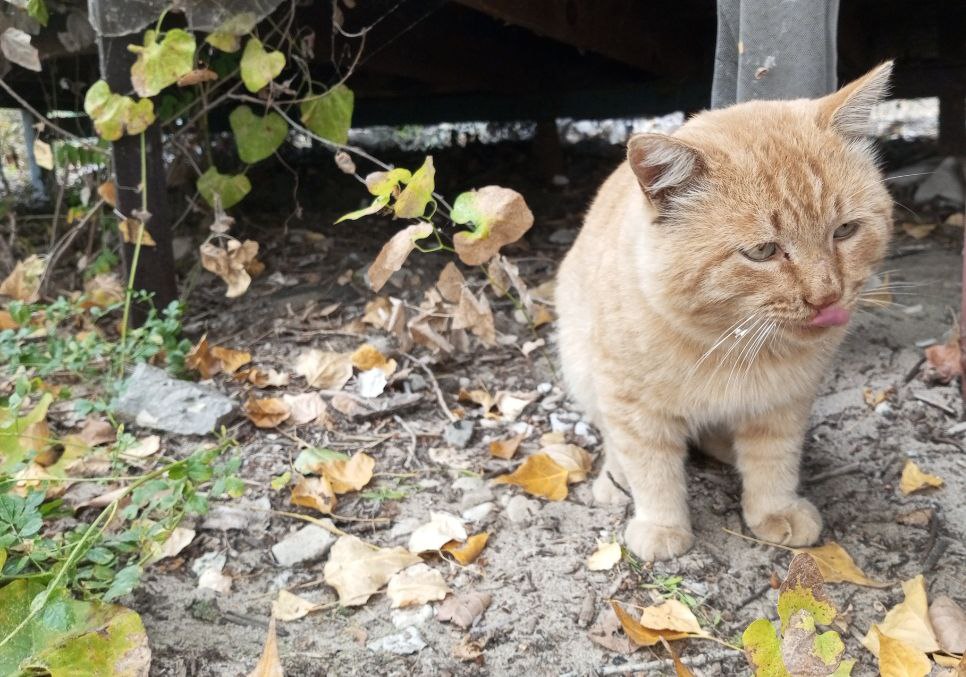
[118,132,150,375]
[0,457,190,652]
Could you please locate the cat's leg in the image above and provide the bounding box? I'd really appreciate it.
[600,409,693,560]
[592,452,630,504]
[733,408,822,545]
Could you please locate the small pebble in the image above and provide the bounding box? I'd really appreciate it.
[367,626,426,655]
[462,502,495,523]
[390,605,433,629]
[505,495,540,523]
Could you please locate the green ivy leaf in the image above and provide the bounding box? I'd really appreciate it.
[196,167,251,209]
[239,38,285,93]
[229,106,288,163]
[393,156,435,218]
[205,12,258,53]
[334,167,411,224]
[449,185,534,265]
[102,564,141,602]
[300,84,354,144]
[0,579,150,675]
[83,80,156,141]
[27,0,48,26]
[742,618,790,677]
[128,29,196,97]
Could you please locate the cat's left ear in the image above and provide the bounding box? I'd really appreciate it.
[817,60,894,138]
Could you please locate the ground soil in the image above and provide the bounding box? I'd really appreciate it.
[131,139,965,677]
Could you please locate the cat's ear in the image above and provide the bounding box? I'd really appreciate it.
[817,61,894,139]
[627,133,703,204]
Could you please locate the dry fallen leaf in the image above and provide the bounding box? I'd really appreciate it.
[76,417,116,447]
[290,474,336,514]
[409,512,468,553]
[0,255,45,302]
[493,453,569,501]
[122,435,161,459]
[386,563,451,608]
[244,396,291,428]
[660,636,695,677]
[118,218,157,246]
[863,575,940,655]
[924,330,961,384]
[367,222,434,292]
[864,385,896,408]
[442,532,489,565]
[322,452,375,494]
[294,349,353,390]
[452,288,496,347]
[610,601,691,647]
[929,595,966,655]
[237,367,290,388]
[350,344,397,377]
[542,443,593,483]
[435,261,465,302]
[638,599,704,635]
[200,238,262,298]
[273,589,323,622]
[281,392,327,426]
[451,186,534,265]
[588,605,638,655]
[437,591,491,629]
[587,541,622,571]
[82,273,125,308]
[248,616,283,677]
[875,627,931,677]
[97,180,117,207]
[211,345,252,374]
[793,542,889,587]
[323,534,421,606]
[899,460,943,495]
[489,433,524,460]
[145,526,196,565]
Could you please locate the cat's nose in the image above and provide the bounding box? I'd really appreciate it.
[806,292,842,309]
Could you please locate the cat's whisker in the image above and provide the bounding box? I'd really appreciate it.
[691,312,761,373]
[741,321,776,379]
[726,319,772,393]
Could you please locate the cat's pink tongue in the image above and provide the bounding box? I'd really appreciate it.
[810,305,850,328]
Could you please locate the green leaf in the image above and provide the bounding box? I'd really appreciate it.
[128,29,197,97]
[229,106,288,163]
[300,84,354,144]
[270,471,291,491]
[393,156,435,218]
[83,80,156,142]
[0,393,53,473]
[0,579,150,676]
[449,185,534,265]
[777,553,837,631]
[196,167,251,209]
[102,564,141,602]
[294,447,349,475]
[27,0,48,26]
[239,38,285,93]
[367,168,411,197]
[205,12,258,53]
[742,618,790,677]
[335,193,390,224]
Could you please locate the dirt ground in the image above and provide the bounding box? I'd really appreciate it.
[131,139,966,677]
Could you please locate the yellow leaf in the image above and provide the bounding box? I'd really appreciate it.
[609,601,690,647]
[386,563,451,608]
[290,474,337,514]
[0,310,18,330]
[118,218,156,246]
[639,599,704,635]
[442,532,489,565]
[863,575,940,655]
[273,589,322,622]
[97,180,117,207]
[899,460,943,495]
[541,443,592,483]
[247,616,283,677]
[210,345,252,375]
[493,453,569,501]
[323,534,420,606]
[244,396,291,428]
[586,541,621,571]
[489,434,524,460]
[875,628,931,677]
[660,636,695,677]
[322,452,374,494]
[793,542,889,587]
[350,344,397,376]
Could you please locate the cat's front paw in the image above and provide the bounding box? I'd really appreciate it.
[592,472,630,505]
[624,520,694,561]
[747,498,822,546]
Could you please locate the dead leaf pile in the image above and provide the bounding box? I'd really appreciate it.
[493,442,592,501]
[200,237,264,298]
[323,534,420,606]
[186,335,252,379]
[289,449,375,515]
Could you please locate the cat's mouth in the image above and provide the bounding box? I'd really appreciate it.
[809,305,851,328]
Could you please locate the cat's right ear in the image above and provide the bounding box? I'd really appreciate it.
[627,134,703,205]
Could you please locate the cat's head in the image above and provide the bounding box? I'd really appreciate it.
[627,62,894,348]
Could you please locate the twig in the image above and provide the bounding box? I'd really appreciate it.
[394,414,419,467]
[0,78,107,154]
[39,197,106,295]
[805,461,863,484]
[921,511,940,566]
[912,392,957,416]
[397,350,457,422]
[903,356,926,385]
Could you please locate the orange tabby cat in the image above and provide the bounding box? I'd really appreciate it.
[555,62,894,561]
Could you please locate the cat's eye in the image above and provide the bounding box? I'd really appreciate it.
[833,222,859,239]
[741,242,778,262]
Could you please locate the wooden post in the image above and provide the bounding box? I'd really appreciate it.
[938,0,966,155]
[96,34,177,326]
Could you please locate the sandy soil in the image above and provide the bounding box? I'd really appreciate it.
[132,142,966,677]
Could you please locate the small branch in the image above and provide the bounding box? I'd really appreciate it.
[593,649,739,676]
[397,350,457,422]
[805,461,863,484]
